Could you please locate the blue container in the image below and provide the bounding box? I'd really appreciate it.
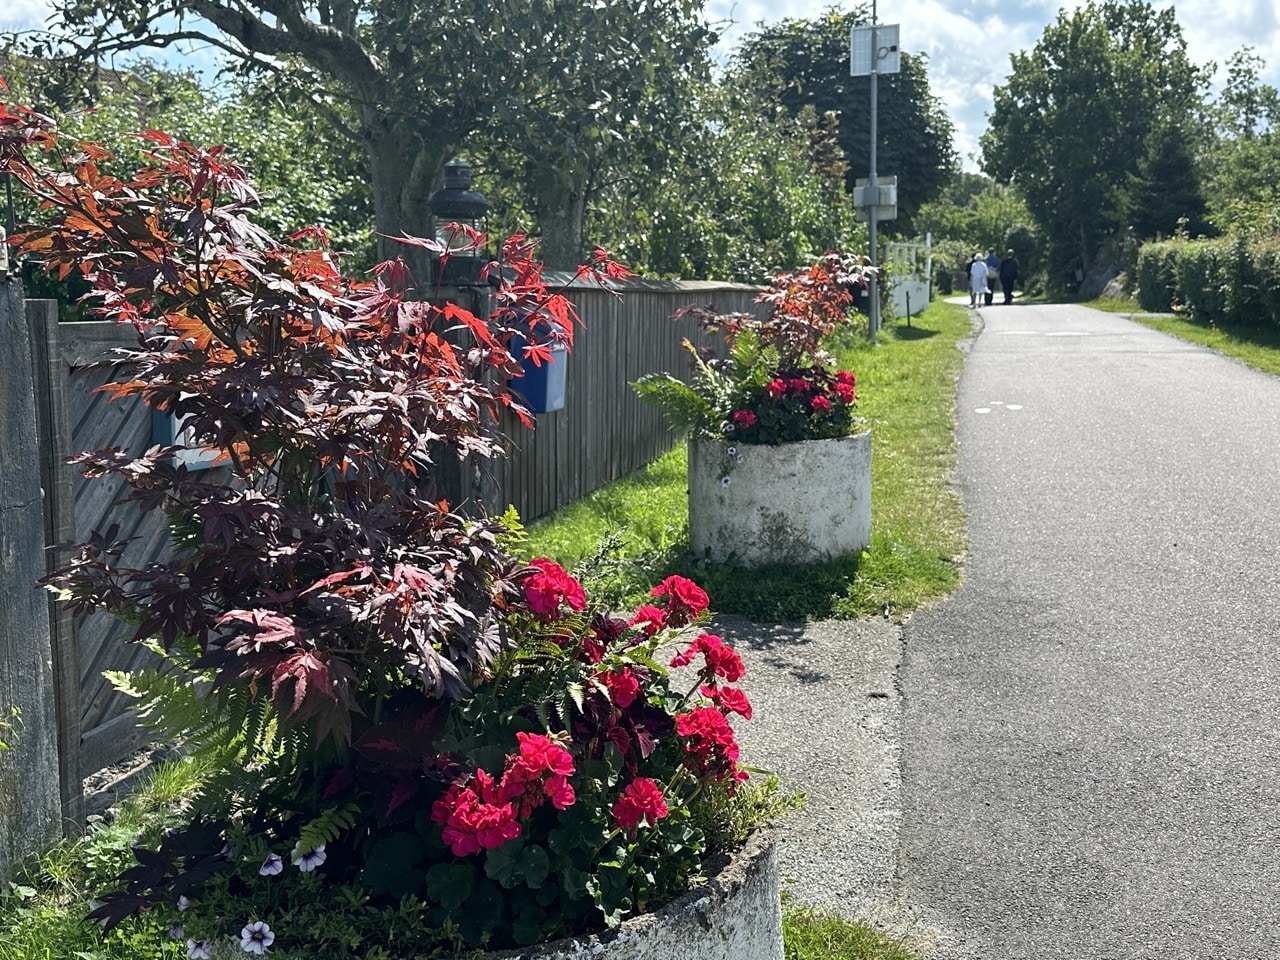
[514,342,567,413]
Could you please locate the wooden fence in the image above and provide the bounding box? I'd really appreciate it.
[22,277,764,823]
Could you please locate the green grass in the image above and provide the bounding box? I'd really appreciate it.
[783,905,920,960]
[1124,312,1280,378]
[1078,294,1145,314]
[525,299,971,622]
[0,757,214,960]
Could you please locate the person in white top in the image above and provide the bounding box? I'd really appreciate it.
[968,253,989,309]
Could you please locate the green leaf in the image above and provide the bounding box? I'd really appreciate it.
[424,861,475,910]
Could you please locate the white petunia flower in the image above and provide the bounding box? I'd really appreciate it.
[291,841,327,873]
[258,852,284,876]
[240,921,274,955]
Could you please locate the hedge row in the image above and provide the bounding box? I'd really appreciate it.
[1137,235,1280,326]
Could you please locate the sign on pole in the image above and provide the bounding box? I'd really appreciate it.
[849,24,900,76]
[853,177,898,222]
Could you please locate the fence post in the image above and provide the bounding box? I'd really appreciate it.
[0,279,62,879]
[27,300,85,830]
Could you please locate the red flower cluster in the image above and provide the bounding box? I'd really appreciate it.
[650,575,710,628]
[611,777,669,836]
[431,770,519,857]
[675,707,745,783]
[731,409,757,427]
[599,668,641,709]
[762,367,856,410]
[627,604,667,637]
[432,732,576,856]
[701,683,752,719]
[523,559,586,619]
[833,369,856,404]
[669,632,745,683]
[503,732,576,815]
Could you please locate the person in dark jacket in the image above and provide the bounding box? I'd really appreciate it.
[983,250,1000,305]
[998,250,1019,304]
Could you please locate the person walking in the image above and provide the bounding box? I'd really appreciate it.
[999,249,1019,305]
[983,249,1000,305]
[969,253,988,309]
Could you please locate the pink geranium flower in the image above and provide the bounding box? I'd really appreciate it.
[523,558,586,618]
[611,777,669,835]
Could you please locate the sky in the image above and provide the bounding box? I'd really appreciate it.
[705,0,1280,170]
[6,0,1280,173]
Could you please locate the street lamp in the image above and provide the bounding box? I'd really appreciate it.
[428,159,489,285]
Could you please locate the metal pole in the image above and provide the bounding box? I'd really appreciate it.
[867,2,880,344]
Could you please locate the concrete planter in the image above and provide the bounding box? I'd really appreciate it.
[205,832,782,960]
[484,829,783,960]
[689,432,871,567]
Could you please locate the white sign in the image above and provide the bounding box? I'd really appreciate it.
[849,24,901,76]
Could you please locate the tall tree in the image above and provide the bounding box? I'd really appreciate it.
[729,6,957,235]
[471,3,714,269]
[980,1,1207,288]
[1202,47,1280,236]
[20,0,713,276]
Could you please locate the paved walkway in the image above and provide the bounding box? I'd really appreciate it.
[733,300,1280,959]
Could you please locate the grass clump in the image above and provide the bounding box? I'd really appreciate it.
[526,299,971,622]
[0,757,213,960]
[1125,312,1280,378]
[782,904,920,960]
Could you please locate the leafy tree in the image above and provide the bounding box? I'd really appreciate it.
[599,87,864,283]
[1124,113,1207,240]
[1203,48,1280,236]
[729,5,957,235]
[470,3,714,269]
[19,0,714,276]
[1215,47,1280,141]
[981,1,1207,290]
[914,175,1043,290]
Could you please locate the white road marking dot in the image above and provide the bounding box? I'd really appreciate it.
[975,408,992,414]
[1006,404,1023,411]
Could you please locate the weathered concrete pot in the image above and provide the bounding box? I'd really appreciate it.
[484,829,783,960]
[204,832,782,960]
[688,432,872,567]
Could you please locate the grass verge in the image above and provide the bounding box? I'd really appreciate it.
[1124,312,1280,378]
[783,904,920,960]
[525,299,971,622]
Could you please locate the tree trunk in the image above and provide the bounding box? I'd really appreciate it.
[532,167,587,271]
[362,112,452,285]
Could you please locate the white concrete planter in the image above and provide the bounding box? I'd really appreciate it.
[689,432,871,567]
[484,830,783,960]
[206,833,781,960]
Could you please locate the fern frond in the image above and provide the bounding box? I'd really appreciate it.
[295,803,361,853]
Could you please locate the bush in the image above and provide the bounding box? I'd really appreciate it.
[1135,240,1183,312]
[1135,233,1280,329]
[1,99,765,957]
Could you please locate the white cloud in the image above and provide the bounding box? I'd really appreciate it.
[0,0,55,33]
[705,0,1280,172]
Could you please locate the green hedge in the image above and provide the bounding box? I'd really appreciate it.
[1136,235,1280,327]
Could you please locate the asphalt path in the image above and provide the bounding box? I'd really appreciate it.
[900,301,1280,959]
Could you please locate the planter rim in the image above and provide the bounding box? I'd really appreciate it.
[695,427,871,449]
[481,827,781,959]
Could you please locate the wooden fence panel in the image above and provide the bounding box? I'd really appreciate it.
[497,279,765,522]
